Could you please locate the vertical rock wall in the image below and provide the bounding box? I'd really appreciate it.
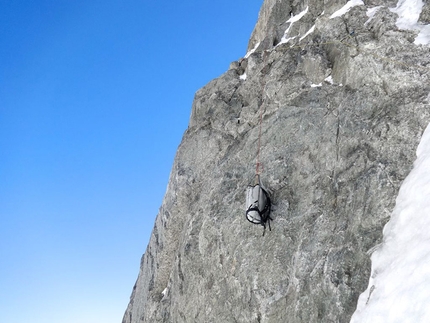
[123,0,430,322]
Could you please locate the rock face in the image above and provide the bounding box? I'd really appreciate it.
[123,1,430,322]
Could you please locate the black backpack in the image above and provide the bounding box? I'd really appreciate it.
[246,181,272,235]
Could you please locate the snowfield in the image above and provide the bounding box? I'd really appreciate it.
[350,0,430,319]
[350,122,430,322]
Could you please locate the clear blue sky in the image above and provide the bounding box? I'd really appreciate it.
[0,1,262,322]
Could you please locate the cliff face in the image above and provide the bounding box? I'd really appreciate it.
[123,1,430,322]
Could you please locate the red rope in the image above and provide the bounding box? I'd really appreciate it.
[256,99,263,175]
[256,51,267,175]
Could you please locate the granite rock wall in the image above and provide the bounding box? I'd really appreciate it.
[123,1,430,322]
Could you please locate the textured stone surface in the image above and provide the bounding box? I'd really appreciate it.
[420,0,430,24]
[123,1,430,322]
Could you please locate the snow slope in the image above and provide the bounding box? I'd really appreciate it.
[391,0,430,45]
[350,122,430,322]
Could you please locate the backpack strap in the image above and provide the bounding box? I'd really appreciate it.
[260,188,272,236]
[246,203,263,224]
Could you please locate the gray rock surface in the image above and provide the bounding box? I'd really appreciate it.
[123,1,430,322]
[420,0,430,24]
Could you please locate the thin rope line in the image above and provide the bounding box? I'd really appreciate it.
[256,98,264,175]
[256,51,268,176]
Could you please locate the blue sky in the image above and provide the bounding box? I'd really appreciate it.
[0,1,262,322]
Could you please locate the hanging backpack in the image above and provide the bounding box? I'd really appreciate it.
[246,178,272,235]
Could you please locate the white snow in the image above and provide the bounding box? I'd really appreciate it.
[310,83,322,87]
[391,0,424,29]
[300,25,316,41]
[330,0,365,19]
[324,75,344,86]
[287,6,309,23]
[239,73,247,80]
[415,25,430,44]
[278,35,297,45]
[277,6,309,46]
[350,122,430,323]
[244,42,260,58]
[278,24,296,45]
[390,0,430,45]
[365,6,383,25]
[324,75,334,84]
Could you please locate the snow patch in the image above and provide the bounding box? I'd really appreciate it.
[391,0,424,29]
[365,6,383,25]
[324,75,334,84]
[287,6,309,23]
[276,6,309,46]
[310,83,322,87]
[350,122,430,322]
[415,25,430,44]
[278,36,297,45]
[239,73,247,81]
[300,25,316,41]
[391,0,430,45]
[324,75,344,86]
[244,42,260,58]
[330,0,365,19]
[278,23,295,45]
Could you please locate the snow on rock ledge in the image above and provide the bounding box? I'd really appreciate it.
[330,0,365,19]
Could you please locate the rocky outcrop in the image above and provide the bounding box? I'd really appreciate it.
[123,1,430,322]
[420,0,430,24]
